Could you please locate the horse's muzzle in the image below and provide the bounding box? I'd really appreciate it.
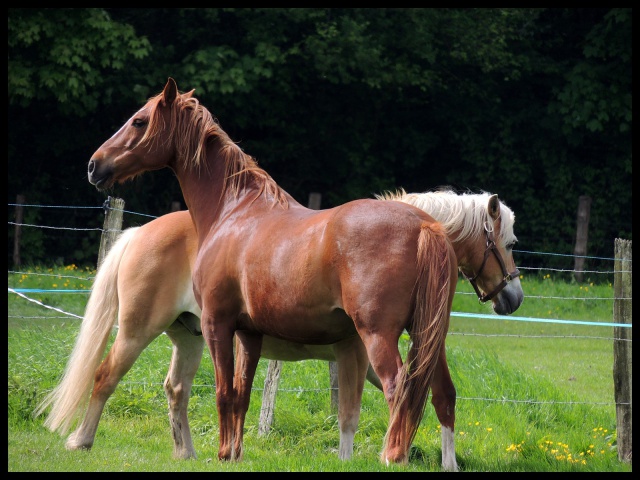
[87,159,112,190]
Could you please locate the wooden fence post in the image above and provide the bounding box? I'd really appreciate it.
[258,358,283,437]
[258,192,324,435]
[574,195,591,283]
[97,197,125,268]
[12,194,25,268]
[613,238,632,463]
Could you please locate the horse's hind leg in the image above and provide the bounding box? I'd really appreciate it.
[164,319,205,459]
[65,330,157,451]
[333,336,369,460]
[430,347,458,472]
[359,332,407,464]
[232,331,263,461]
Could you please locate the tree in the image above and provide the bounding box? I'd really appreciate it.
[8,8,631,271]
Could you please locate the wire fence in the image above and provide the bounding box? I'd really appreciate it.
[7,201,632,409]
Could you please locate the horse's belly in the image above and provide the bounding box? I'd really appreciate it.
[260,336,337,361]
[241,307,355,345]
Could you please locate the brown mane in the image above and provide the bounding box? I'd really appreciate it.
[143,91,288,208]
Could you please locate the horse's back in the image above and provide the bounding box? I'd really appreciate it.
[328,198,438,241]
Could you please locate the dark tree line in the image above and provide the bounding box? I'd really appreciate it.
[8,8,631,275]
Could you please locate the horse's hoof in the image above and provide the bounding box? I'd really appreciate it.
[381,449,408,465]
[65,439,92,451]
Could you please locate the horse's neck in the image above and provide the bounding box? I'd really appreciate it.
[172,149,228,237]
[173,150,298,241]
[447,223,483,272]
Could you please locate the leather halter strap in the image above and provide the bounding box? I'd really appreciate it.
[462,222,520,304]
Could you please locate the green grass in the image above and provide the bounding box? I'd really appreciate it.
[8,266,630,472]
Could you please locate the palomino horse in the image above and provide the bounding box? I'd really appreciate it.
[82,77,521,466]
[35,190,522,471]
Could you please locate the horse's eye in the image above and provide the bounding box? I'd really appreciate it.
[132,119,147,128]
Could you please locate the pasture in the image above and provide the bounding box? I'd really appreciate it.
[8,267,629,472]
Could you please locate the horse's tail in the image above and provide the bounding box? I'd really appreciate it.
[34,227,140,435]
[384,221,455,459]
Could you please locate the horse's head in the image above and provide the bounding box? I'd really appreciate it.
[88,78,192,190]
[459,194,524,315]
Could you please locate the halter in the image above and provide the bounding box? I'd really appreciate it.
[462,221,520,304]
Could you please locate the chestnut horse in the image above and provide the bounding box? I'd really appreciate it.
[35,189,522,471]
[81,78,520,466]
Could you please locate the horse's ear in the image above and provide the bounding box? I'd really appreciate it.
[487,194,500,221]
[162,77,179,106]
[183,89,196,99]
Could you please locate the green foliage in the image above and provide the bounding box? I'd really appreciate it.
[7,8,631,268]
[8,8,152,114]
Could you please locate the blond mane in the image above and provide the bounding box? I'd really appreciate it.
[377,188,516,244]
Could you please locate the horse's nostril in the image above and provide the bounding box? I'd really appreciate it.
[88,159,95,174]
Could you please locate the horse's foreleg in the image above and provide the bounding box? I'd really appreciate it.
[201,310,236,462]
[232,332,263,461]
[164,322,205,460]
[66,333,152,451]
[430,348,458,472]
[333,336,369,460]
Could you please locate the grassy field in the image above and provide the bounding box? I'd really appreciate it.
[8,266,630,472]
